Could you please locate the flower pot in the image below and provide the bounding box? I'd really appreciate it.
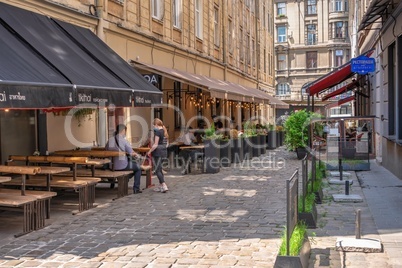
[276,132,281,147]
[251,136,259,158]
[298,203,318,229]
[267,131,277,149]
[296,147,308,160]
[204,139,220,173]
[231,138,243,163]
[274,234,311,268]
[219,139,231,167]
[260,134,267,155]
[243,137,251,160]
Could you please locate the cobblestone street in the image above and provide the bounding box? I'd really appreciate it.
[0,147,400,267]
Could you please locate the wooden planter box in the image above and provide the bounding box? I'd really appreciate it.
[274,234,311,268]
[231,138,243,163]
[298,203,317,229]
[219,140,231,167]
[204,139,220,174]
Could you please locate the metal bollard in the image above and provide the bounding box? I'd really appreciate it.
[339,158,343,181]
[345,180,349,195]
[355,209,361,239]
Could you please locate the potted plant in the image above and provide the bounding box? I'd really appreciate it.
[219,136,231,167]
[274,223,311,268]
[276,125,284,147]
[298,192,317,229]
[267,123,277,149]
[202,123,223,173]
[229,129,243,164]
[258,126,267,155]
[312,162,324,204]
[283,110,310,159]
[243,122,258,159]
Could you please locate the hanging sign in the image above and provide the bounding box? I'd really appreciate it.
[351,55,375,74]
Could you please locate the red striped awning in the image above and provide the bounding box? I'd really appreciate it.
[307,50,374,96]
[325,96,355,109]
[321,81,359,101]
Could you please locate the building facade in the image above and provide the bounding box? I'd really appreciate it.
[0,0,281,161]
[357,0,402,179]
[274,0,352,117]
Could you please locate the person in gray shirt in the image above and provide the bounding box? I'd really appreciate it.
[105,124,142,194]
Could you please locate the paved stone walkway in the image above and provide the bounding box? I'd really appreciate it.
[0,147,400,267]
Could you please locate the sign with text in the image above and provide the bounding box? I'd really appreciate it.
[351,55,375,74]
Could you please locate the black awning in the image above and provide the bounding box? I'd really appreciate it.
[358,0,396,31]
[0,13,74,109]
[55,19,162,107]
[0,2,162,108]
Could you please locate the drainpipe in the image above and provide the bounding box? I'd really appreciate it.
[222,0,227,81]
[95,0,105,40]
[255,0,260,88]
[95,0,107,146]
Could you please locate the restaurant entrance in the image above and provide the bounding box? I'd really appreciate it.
[0,110,36,164]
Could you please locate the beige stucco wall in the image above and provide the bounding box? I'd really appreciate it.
[46,113,97,152]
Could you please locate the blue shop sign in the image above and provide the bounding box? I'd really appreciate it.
[351,55,375,74]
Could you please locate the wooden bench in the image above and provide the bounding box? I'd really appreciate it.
[2,176,100,214]
[0,165,56,237]
[57,169,133,199]
[53,150,154,195]
[0,188,56,221]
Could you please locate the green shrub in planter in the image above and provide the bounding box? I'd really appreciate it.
[278,223,308,256]
[284,110,309,151]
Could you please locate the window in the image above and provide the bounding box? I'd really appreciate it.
[246,34,251,65]
[264,49,267,73]
[151,0,164,20]
[277,26,287,43]
[306,24,317,45]
[195,0,203,39]
[330,21,348,39]
[239,27,244,61]
[329,0,348,12]
[306,0,317,14]
[214,6,220,47]
[335,22,343,38]
[277,3,286,16]
[335,50,343,67]
[277,54,287,70]
[276,83,291,95]
[263,5,266,28]
[172,0,182,29]
[388,42,396,137]
[306,51,317,68]
[252,39,255,67]
[228,19,233,54]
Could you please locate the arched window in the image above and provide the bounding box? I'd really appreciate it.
[276,83,291,95]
